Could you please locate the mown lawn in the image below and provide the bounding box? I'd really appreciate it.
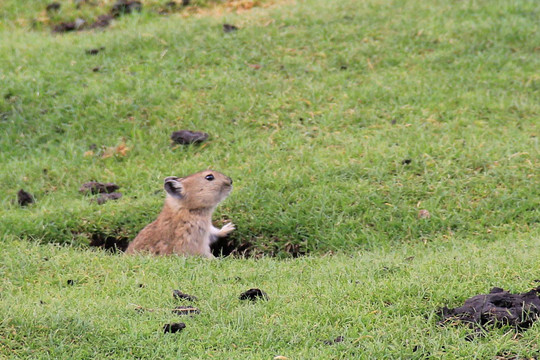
[0,0,538,357]
[1,233,540,359]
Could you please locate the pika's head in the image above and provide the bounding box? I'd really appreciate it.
[163,170,233,210]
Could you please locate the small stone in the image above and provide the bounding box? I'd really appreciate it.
[418,209,431,219]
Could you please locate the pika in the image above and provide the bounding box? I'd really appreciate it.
[125,170,234,258]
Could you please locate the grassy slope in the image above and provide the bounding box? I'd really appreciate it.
[0,0,538,253]
[0,0,539,357]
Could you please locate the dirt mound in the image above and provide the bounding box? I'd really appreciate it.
[440,286,540,330]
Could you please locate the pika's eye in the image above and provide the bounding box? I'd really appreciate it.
[205,174,215,181]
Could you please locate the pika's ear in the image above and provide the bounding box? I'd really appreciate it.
[164,177,184,198]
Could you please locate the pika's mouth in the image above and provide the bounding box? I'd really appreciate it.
[221,183,233,195]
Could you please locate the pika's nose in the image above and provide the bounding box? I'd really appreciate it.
[228,177,233,185]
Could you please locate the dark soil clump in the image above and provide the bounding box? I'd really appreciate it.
[171,130,209,145]
[223,24,239,33]
[163,322,186,333]
[94,192,123,204]
[223,24,238,33]
[17,189,35,206]
[401,159,412,165]
[173,290,198,302]
[172,306,200,316]
[439,287,540,330]
[86,47,105,55]
[239,288,269,301]
[324,336,344,345]
[79,181,120,194]
[53,21,80,33]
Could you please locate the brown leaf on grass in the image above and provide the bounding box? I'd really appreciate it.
[102,141,130,159]
[248,63,261,70]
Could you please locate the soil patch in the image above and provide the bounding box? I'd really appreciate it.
[439,286,540,331]
[239,288,269,301]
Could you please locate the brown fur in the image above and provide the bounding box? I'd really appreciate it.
[125,170,234,257]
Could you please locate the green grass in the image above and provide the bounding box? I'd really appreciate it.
[2,233,540,359]
[0,0,537,254]
[0,0,539,357]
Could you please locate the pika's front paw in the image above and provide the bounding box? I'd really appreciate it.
[219,222,235,236]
